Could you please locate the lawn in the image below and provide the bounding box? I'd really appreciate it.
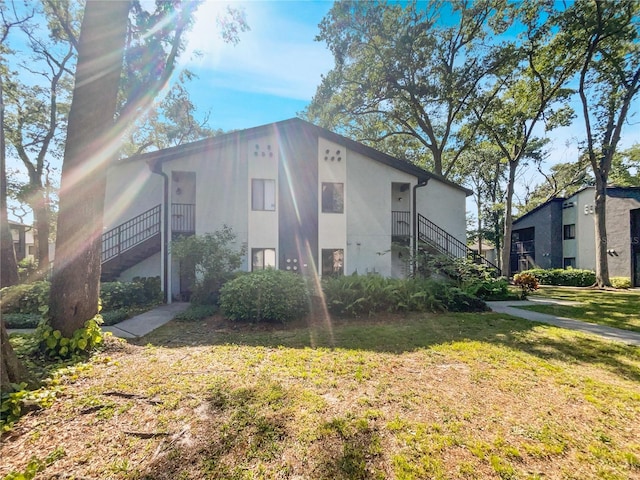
[523,286,640,333]
[2,311,640,480]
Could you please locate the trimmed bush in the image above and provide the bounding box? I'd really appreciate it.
[462,277,512,301]
[611,277,631,289]
[220,269,309,323]
[522,268,595,287]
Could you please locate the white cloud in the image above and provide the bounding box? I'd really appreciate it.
[181,1,334,100]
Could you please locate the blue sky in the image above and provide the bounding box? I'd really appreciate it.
[177,0,334,131]
[178,1,638,181]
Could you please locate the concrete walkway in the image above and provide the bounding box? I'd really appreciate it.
[487,299,640,346]
[103,302,189,339]
[7,302,189,339]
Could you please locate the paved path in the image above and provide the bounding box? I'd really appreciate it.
[7,302,189,340]
[487,299,640,346]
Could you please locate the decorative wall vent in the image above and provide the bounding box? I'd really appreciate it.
[253,143,274,158]
[323,148,342,162]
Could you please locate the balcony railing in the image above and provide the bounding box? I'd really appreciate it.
[172,203,195,233]
[392,210,411,238]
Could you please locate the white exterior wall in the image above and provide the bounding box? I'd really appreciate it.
[248,136,280,268]
[318,138,347,273]
[104,160,163,230]
[346,150,416,277]
[572,189,597,271]
[118,251,161,282]
[416,180,467,246]
[562,199,578,262]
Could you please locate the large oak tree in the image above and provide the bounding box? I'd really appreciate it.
[557,0,640,288]
[305,0,514,177]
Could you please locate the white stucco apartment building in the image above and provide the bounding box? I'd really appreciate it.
[102,118,472,301]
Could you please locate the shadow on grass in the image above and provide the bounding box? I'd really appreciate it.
[136,378,385,480]
[134,311,640,384]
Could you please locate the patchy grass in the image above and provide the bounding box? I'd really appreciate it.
[524,286,640,333]
[2,312,640,479]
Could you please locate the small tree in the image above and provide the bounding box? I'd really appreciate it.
[171,226,246,304]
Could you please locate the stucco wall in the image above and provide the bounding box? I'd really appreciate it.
[416,180,467,246]
[104,160,163,230]
[346,150,416,277]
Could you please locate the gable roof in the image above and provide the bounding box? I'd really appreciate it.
[122,118,472,196]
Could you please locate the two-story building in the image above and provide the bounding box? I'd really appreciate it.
[102,118,476,301]
[510,186,640,286]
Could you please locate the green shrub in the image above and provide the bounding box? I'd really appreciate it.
[462,277,512,301]
[1,278,161,315]
[0,281,50,315]
[171,227,245,305]
[100,277,161,310]
[522,268,595,287]
[220,269,309,323]
[2,313,41,329]
[610,277,631,289]
[174,304,218,322]
[321,275,487,317]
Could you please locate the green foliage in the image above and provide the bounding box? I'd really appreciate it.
[174,304,218,322]
[37,315,105,360]
[522,268,595,287]
[1,381,61,434]
[0,281,50,315]
[1,313,41,329]
[100,277,162,310]
[219,270,309,323]
[17,258,40,283]
[321,275,487,317]
[513,272,539,298]
[1,278,161,321]
[1,447,66,479]
[610,277,631,289]
[171,227,245,305]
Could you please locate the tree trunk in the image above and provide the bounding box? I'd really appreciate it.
[593,175,610,288]
[501,160,518,277]
[1,322,35,390]
[33,187,50,274]
[1,76,20,288]
[48,0,130,337]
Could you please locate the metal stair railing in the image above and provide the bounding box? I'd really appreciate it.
[417,213,500,276]
[101,205,161,263]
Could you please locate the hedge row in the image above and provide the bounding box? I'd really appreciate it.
[0,277,162,315]
[519,268,596,287]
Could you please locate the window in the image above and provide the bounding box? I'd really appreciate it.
[322,249,344,276]
[322,182,344,213]
[252,179,276,211]
[564,257,576,269]
[563,224,576,240]
[252,248,276,271]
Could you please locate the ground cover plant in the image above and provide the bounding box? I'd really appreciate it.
[524,286,640,333]
[2,306,639,479]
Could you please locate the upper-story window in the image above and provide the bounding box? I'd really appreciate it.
[563,224,576,240]
[252,179,276,211]
[322,182,344,213]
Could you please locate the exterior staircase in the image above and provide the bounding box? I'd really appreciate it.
[416,213,500,276]
[101,205,162,281]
